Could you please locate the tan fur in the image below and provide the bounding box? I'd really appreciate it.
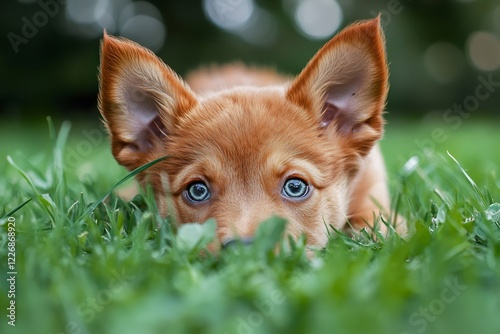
[185,63,290,96]
[98,17,406,250]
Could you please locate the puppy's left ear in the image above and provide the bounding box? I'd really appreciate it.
[98,32,198,171]
[286,16,388,156]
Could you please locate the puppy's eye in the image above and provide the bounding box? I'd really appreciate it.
[186,181,210,202]
[282,178,309,199]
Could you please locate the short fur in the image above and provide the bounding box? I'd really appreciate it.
[98,17,406,250]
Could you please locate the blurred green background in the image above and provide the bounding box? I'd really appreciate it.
[2,0,500,125]
[1,4,500,333]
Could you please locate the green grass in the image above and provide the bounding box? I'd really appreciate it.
[1,118,500,334]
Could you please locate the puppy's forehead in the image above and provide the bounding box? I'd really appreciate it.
[179,89,316,143]
[166,89,333,182]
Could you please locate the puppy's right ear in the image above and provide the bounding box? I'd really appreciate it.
[98,32,197,170]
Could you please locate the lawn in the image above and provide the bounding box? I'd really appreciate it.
[1,118,500,334]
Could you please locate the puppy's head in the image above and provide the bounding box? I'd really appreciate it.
[98,17,388,249]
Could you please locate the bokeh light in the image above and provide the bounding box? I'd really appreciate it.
[467,31,500,71]
[65,0,115,37]
[119,1,165,52]
[203,0,255,30]
[66,0,109,25]
[294,0,342,40]
[424,42,465,84]
[235,7,278,46]
[63,0,166,51]
[203,0,278,46]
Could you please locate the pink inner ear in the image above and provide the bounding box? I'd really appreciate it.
[320,103,337,128]
[320,72,363,134]
[119,84,168,152]
[321,102,358,134]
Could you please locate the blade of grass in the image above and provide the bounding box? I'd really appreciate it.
[447,151,488,206]
[48,117,72,208]
[7,155,56,223]
[0,197,33,222]
[79,155,169,222]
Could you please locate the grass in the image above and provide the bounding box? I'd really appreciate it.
[1,118,500,334]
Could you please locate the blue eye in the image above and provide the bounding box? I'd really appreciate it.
[282,178,309,199]
[186,182,210,202]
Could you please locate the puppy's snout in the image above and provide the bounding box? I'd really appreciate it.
[222,237,254,249]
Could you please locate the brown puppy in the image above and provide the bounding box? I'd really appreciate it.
[98,17,406,249]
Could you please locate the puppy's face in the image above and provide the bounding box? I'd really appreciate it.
[156,89,349,247]
[98,18,388,248]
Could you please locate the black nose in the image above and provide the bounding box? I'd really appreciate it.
[222,238,254,249]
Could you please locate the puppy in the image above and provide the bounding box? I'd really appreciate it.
[98,16,406,249]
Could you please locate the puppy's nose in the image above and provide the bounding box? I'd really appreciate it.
[222,237,254,249]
